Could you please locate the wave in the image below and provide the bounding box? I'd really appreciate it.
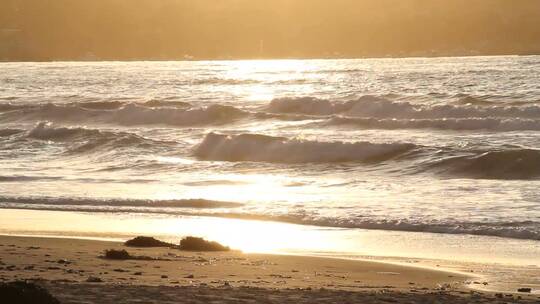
[267,96,346,115]
[0,99,192,112]
[0,196,243,209]
[191,77,259,85]
[193,131,540,179]
[27,122,104,140]
[453,95,497,106]
[142,99,191,108]
[0,128,24,137]
[0,102,248,126]
[74,101,126,110]
[426,149,540,180]
[5,96,540,131]
[0,103,26,112]
[18,124,540,179]
[325,116,540,131]
[25,122,176,154]
[205,213,540,241]
[267,95,540,119]
[112,103,248,126]
[194,132,416,163]
[0,175,63,182]
[1,200,537,241]
[452,95,538,106]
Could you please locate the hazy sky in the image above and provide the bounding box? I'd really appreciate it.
[1,0,540,60]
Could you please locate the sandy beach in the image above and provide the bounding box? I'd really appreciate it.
[1,235,538,303]
[3,2,540,302]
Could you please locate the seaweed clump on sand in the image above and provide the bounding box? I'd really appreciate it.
[179,236,230,251]
[102,249,163,261]
[124,236,173,248]
[0,281,60,304]
[103,249,132,260]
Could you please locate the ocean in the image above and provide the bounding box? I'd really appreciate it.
[1,57,540,291]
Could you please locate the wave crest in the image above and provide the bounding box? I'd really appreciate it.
[1,102,248,127]
[194,132,416,163]
[0,128,24,137]
[325,116,540,131]
[28,121,102,140]
[113,103,248,126]
[429,149,540,179]
[2,198,537,240]
[25,122,175,154]
[0,196,243,209]
[268,96,540,119]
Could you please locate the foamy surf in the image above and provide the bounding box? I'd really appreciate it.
[1,195,538,241]
[268,96,540,119]
[0,102,249,126]
[1,57,539,247]
[323,116,540,132]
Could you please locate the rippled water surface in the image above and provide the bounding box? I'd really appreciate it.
[1,56,540,242]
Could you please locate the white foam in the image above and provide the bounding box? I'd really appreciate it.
[268,96,540,119]
[2,103,248,126]
[326,116,540,131]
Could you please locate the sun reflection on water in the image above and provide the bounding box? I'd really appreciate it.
[221,59,320,101]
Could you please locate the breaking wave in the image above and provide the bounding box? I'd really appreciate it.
[1,197,538,240]
[325,116,540,131]
[3,59,540,247]
[207,213,540,241]
[113,103,248,126]
[4,95,540,131]
[18,123,540,180]
[25,122,176,153]
[0,128,24,137]
[0,196,243,209]
[0,102,248,126]
[194,132,417,163]
[193,132,540,179]
[268,96,540,119]
[27,122,104,140]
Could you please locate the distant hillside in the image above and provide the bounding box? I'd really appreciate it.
[1,0,540,61]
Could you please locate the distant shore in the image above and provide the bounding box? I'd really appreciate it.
[1,53,539,63]
[1,235,538,303]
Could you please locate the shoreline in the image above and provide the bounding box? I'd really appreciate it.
[2,205,538,242]
[1,208,540,296]
[0,232,474,282]
[1,235,538,303]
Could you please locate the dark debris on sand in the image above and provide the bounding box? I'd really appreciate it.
[102,249,169,261]
[179,237,230,252]
[123,236,230,252]
[103,249,132,260]
[0,281,60,304]
[124,236,173,248]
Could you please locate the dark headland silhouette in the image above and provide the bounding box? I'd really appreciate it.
[1,0,540,61]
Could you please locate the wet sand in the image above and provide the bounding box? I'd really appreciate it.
[0,235,538,303]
